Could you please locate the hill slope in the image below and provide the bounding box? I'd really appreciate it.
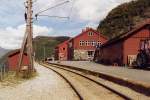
[0,47,9,58]
[97,0,150,39]
[33,36,70,61]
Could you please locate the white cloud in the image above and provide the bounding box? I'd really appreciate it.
[74,0,133,21]
[0,0,133,24]
[33,0,133,22]
[0,24,53,49]
[0,0,133,49]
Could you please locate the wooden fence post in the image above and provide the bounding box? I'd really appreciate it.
[0,67,2,81]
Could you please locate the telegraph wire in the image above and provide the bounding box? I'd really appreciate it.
[36,15,70,19]
[35,0,69,16]
[68,0,75,20]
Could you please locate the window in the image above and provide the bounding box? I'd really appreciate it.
[88,51,94,57]
[91,40,96,46]
[97,41,101,46]
[85,41,88,46]
[80,40,84,46]
[91,41,94,46]
[96,41,101,48]
[88,31,94,36]
[87,41,90,46]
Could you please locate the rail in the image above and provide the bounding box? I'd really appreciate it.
[41,63,131,100]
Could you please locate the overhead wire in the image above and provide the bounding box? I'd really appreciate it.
[68,0,75,20]
[35,0,69,16]
[37,15,70,19]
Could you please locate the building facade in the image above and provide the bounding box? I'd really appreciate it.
[94,21,150,66]
[55,40,70,61]
[8,50,29,71]
[55,27,108,60]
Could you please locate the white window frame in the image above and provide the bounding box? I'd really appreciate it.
[88,51,94,57]
[85,41,88,46]
[80,40,84,46]
[97,41,101,46]
[87,41,90,46]
[91,40,96,46]
[88,31,94,36]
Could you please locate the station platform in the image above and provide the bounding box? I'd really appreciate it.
[49,61,150,96]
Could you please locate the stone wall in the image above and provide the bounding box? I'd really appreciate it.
[74,50,94,60]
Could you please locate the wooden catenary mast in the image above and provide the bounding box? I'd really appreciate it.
[16,0,71,76]
[16,0,33,76]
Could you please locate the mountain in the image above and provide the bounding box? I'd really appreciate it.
[33,36,70,61]
[97,0,150,39]
[0,47,9,58]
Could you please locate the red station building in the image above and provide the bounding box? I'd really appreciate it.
[55,27,108,61]
[7,50,29,71]
[94,20,150,66]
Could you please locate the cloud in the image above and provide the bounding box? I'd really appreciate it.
[74,0,133,21]
[0,0,133,49]
[0,24,53,49]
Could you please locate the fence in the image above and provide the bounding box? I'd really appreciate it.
[0,62,9,81]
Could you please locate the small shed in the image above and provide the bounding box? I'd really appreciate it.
[94,20,150,66]
[7,50,29,71]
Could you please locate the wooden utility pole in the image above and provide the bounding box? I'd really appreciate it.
[16,0,33,76]
[16,0,70,76]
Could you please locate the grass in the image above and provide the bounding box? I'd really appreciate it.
[0,71,38,87]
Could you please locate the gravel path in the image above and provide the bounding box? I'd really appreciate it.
[0,63,78,100]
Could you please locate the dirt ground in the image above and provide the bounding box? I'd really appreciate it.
[0,63,78,100]
[0,63,149,100]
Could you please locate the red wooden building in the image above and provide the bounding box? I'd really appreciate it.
[55,40,70,61]
[55,27,108,60]
[94,20,150,66]
[7,50,29,71]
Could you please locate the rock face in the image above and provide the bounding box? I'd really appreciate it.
[97,0,150,39]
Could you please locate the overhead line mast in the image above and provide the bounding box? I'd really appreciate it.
[16,0,33,76]
[17,0,73,77]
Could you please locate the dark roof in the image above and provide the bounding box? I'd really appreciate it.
[0,49,19,63]
[100,20,150,48]
[8,49,27,57]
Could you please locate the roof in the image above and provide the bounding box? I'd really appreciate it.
[100,19,150,48]
[8,49,27,57]
[56,27,108,48]
[56,39,71,47]
[72,27,108,40]
[0,49,27,63]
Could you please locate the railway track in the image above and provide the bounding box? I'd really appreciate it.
[41,63,132,100]
[41,63,83,100]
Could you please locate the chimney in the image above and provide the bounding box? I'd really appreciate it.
[86,27,90,31]
[82,29,85,33]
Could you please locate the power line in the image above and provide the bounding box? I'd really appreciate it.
[33,0,38,3]
[37,15,70,19]
[35,0,69,15]
[68,0,75,19]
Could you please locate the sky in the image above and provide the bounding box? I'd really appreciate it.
[0,0,132,49]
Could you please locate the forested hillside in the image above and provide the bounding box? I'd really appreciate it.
[97,0,150,38]
[33,36,70,61]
